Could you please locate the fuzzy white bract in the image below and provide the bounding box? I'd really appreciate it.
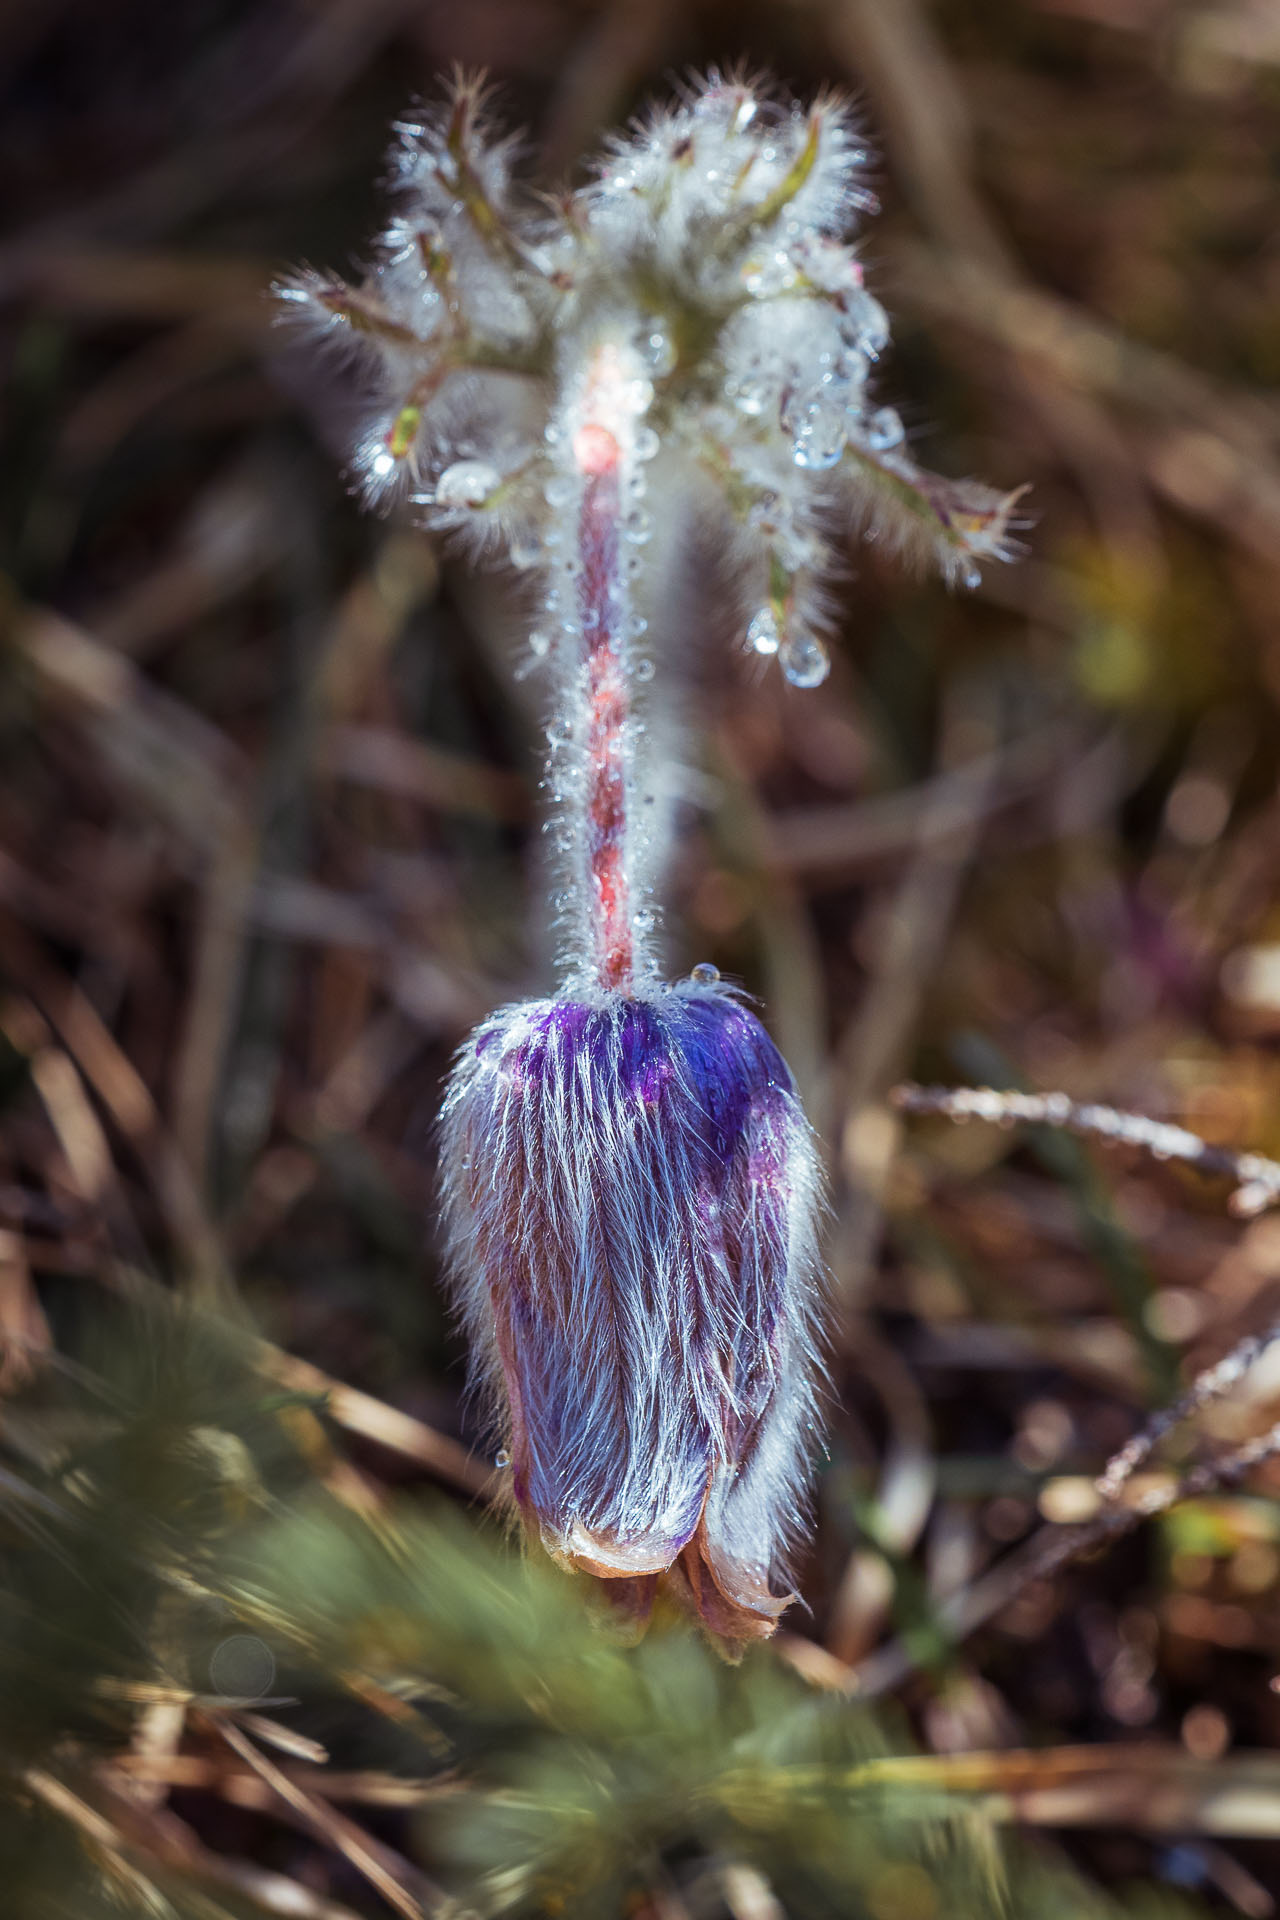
[277,70,1025,698]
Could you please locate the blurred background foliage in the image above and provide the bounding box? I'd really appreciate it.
[1,0,1280,1912]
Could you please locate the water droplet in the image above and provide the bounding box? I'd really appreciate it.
[732,376,772,418]
[544,473,576,507]
[959,560,982,591]
[634,906,656,932]
[691,962,720,986]
[634,426,661,463]
[634,657,655,682]
[641,327,676,377]
[434,460,499,507]
[862,405,904,452]
[508,533,543,571]
[780,630,830,688]
[495,1448,511,1469]
[527,628,551,659]
[849,291,890,359]
[746,606,781,655]
[628,614,649,639]
[839,347,870,390]
[623,375,654,413]
[791,399,847,470]
[624,509,651,545]
[742,248,798,297]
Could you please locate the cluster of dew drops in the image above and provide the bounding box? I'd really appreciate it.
[281,72,1022,697]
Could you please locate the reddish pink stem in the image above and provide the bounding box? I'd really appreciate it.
[574,421,632,993]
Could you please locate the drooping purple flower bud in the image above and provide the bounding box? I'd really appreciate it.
[439,974,824,1643]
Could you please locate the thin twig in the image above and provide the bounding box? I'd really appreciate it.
[208,1713,444,1920]
[109,1751,459,1808]
[92,1751,373,1920]
[894,1079,1280,1492]
[892,1082,1280,1216]
[259,1342,493,1498]
[740,1744,1280,1840]
[846,1418,1280,1699]
[1097,1315,1280,1499]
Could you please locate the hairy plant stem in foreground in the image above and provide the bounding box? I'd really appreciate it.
[565,345,642,993]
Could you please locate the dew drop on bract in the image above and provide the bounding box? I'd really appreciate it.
[746,606,781,655]
[862,405,904,452]
[780,630,830,689]
[733,376,772,418]
[690,961,721,986]
[435,459,500,507]
[508,534,543,571]
[791,400,847,470]
[642,327,676,377]
[634,426,661,462]
[633,657,655,682]
[741,248,798,297]
[527,628,551,659]
[848,290,890,358]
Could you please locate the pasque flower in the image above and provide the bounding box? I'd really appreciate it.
[283,72,1022,1640]
[440,980,823,1640]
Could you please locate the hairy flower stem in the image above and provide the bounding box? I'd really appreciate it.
[575,405,632,992]
[550,337,654,993]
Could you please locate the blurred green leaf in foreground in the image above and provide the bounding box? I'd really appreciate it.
[0,1287,1213,1920]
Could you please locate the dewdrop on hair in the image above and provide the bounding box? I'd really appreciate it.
[280,70,1024,1643]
